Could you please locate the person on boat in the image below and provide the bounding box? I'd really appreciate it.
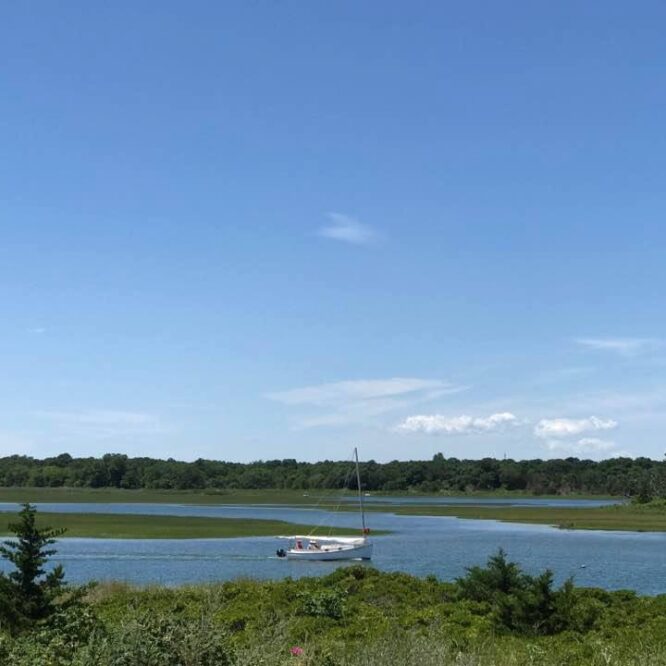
[296,539,303,549]
[308,540,320,550]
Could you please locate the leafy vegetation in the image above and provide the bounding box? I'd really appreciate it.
[0,506,664,664]
[0,504,85,635]
[456,548,575,635]
[1,452,665,497]
[1,555,665,664]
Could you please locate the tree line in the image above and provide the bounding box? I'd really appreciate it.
[0,452,665,497]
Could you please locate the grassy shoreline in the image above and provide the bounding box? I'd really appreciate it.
[0,504,661,536]
[0,511,378,539]
[0,486,620,505]
[382,502,666,531]
[0,487,662,534]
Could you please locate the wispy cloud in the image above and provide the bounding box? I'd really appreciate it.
[532,366,594,386]
[574,337,663,356]
[545,437,627,458]
[267,378,466,429]
[534,416,617,439]
[396,412,519,435]
[33,410,165,440]
[27,327,47,335]
[317,213,377,245]
[565,388,666,415]
[268,378,451,405]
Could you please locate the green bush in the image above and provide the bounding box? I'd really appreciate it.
[298,588,346,620]
[1,547,665,665]
[456,549,576,636]
[78,614,234,666]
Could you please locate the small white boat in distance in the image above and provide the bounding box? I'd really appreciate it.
[276,535,372,561]
[276,448,373,561]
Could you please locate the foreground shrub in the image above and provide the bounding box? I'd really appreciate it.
[1,549,665,665]
[77,614,234,666]
[298,588,346,620]
[456,549,577,635]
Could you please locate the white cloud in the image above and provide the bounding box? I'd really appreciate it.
[546,437,615,453]
[27,327,47,335]
[267,378,466,429]
[534,416,617,440]
[576,437,615,449]
[574,337,662,356]
[544,437,631,459]
[317,213,377,245]
[33,410,165,440]
[396,412,518,435]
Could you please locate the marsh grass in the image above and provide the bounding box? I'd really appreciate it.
[388,503,666,532]
[0,511,380,539]
[0,487,662,533]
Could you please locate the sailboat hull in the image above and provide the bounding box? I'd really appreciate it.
[285,542,373,561]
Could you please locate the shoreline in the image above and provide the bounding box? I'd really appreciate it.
[0,487,662,534]
[0,486,622,504]
[0,510,387,539]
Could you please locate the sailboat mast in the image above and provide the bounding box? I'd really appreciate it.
[354,447,367,534]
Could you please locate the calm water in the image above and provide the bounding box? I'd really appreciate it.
[0,501,663,594]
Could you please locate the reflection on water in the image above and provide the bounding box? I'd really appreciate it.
[0,501,662,594]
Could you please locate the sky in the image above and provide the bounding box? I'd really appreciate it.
[1,2,665,463]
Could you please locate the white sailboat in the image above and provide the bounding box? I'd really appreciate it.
[276,448,373,561]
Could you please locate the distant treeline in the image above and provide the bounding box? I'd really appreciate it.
[0,452,665,497]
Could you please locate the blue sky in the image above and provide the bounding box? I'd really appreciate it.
[1,2,665,462]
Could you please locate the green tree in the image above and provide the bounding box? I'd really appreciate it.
[0,503,68,632]
[636,472,654,503]
[456,549,573,636]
